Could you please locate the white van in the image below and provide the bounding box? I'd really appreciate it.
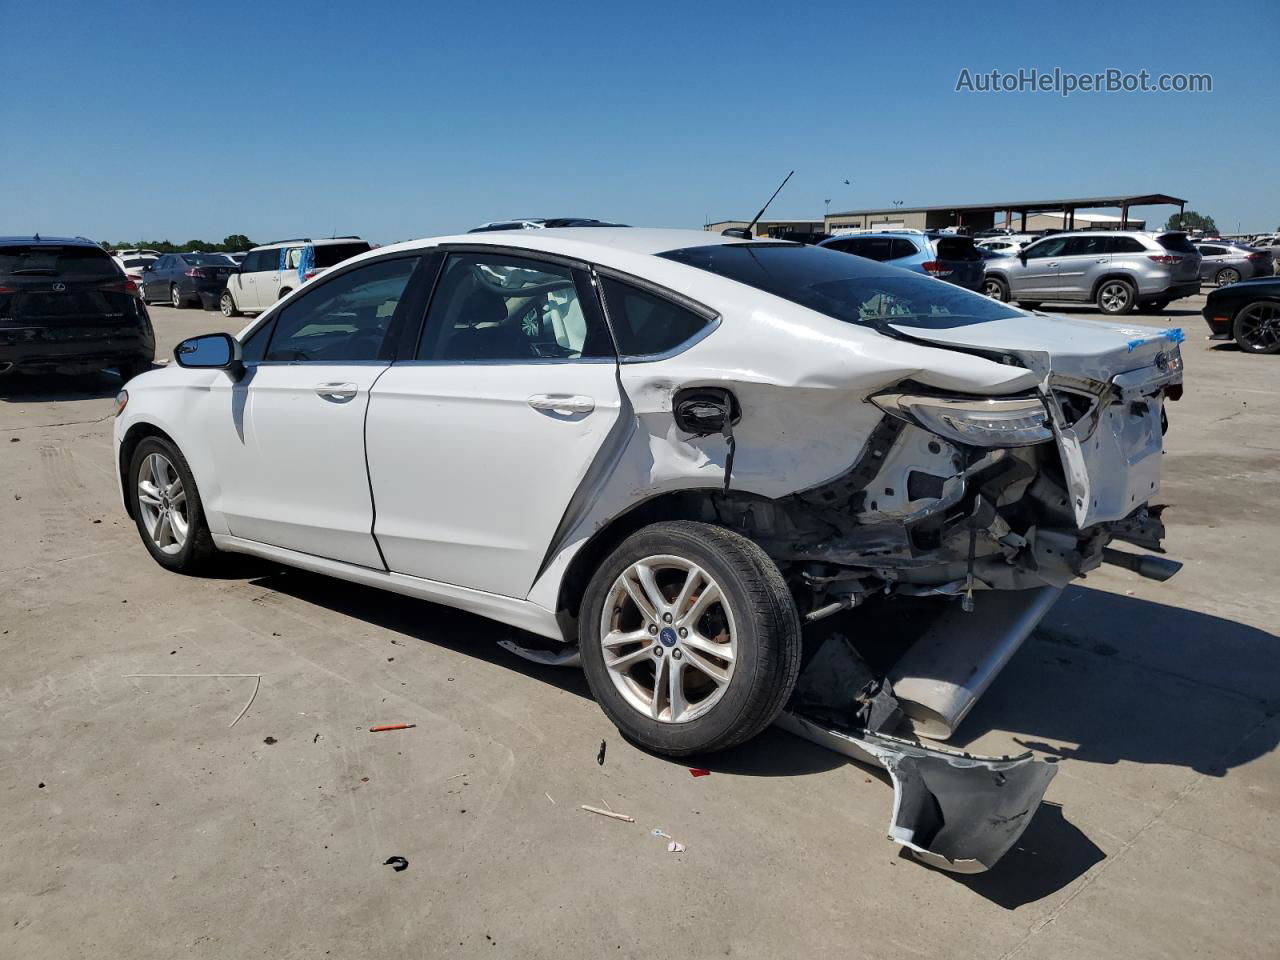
[219,237,372,316]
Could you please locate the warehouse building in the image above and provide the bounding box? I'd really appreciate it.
[823,193,1184,236]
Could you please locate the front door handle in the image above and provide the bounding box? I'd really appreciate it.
[315,382,358,402]
[528,394,595,415]
[1046,261,1058,267]
[1096,258,1108,263]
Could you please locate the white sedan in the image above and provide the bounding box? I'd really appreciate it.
[113,228,1184,870]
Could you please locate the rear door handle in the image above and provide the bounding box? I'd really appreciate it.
[315,382,358,402]
[1095,258,1108,263]
[528,394,595,415]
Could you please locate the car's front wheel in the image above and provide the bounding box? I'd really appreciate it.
[578,521,801,756]
[1232,301,1280,354]
[983,276,1009,302]
[1096,278,1136,315]
[128,436,217,572]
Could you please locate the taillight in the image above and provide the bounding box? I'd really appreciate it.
[921,261,954,278]
[185,267,208,278]
[303,269,319,281]
[98,279,140,297]
[1246,252,1265,260]
[0,283,15,294]
[1147,255,1182,264]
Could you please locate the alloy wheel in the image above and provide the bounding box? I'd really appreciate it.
[598,555,737,724]
[171,285,181,308]
[1235,301,1280,353]
[1100,282,1130,312]
[983,279,1005,301]
[136,452,189,555]
[1217,268,1240,286]
[220,292,235,317]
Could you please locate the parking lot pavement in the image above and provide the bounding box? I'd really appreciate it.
[2,297,1277,959]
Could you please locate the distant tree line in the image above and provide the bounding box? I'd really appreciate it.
[99,234,256,253]
[1164,211,1217,233]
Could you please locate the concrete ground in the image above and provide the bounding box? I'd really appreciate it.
[2,294,1276,959]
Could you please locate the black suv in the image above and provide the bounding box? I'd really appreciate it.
[0,236,155,380]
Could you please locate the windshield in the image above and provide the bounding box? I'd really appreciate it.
[659,243,1023,329]
[0,244,120,279]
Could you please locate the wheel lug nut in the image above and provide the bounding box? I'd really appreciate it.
[678,628,687,638]
[671,649,682,660]
[662,613,672,623]
[648,624,658,635]
[654,646,663,657]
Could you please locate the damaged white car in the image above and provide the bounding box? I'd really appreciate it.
[114,228,1184,871]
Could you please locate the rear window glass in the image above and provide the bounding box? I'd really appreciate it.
[1106,236,1146,253]
[1157,233,1198,254]
[934,237,980,262]
[181,253,234,266]
[660,243,1021,330]
[315,242,372,268]
[0,244,119,279]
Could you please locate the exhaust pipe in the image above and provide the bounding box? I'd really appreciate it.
[889,586,1062,741]
[1101,547,1182,582]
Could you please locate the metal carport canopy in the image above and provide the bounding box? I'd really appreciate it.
[829,194,1188,231]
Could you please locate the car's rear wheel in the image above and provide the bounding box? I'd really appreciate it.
[1216,267,1241,287]
[170,284,185,309]
[220,291,241,317]
[578,521,801,756]
[128,436,217,572]
[1233,301,1280,354]
[1097,279,1136,315]
[983,276,1009,302]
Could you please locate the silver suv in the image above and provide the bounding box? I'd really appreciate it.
[982,231,1202,314]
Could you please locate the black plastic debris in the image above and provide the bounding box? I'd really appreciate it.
[263,736,278,746]
[383,856,409,872]
[597,740,607,766]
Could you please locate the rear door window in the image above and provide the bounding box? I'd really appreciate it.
[1061,236,1108,256]
[1198,245,1227,257]
[0,244,120,280]
[1105,236,1146,254]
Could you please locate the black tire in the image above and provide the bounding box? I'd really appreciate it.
[170,284,187,309]
[220,290,242,317]
[1216,267,1241,287]
[1096,278,1136,315]
[578,520,802,756]
[1233,301,1280,354]
[117,360,151,382]
[1016,300,1042,310]
[128,436,217,573]
[983,276,1009,302]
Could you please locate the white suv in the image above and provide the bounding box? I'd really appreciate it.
[219,237,371,316]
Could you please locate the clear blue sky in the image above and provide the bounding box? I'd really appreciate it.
[5,0,1277,243]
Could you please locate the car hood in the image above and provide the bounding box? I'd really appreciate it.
[889,313,1185,382]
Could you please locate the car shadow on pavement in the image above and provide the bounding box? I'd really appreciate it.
[955,585,1278,778]
[0,369,129,402]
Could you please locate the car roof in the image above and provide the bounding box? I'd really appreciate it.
[375,227,762,263]
[250,237,368,250]
[0,235,103,248]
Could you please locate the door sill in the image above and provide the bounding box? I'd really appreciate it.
[212,534,564,641]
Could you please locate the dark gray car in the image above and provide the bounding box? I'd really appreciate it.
[1196,242,1274,286]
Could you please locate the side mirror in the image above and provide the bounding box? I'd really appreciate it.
[175,333,244,379]
[1018,252,1028,264]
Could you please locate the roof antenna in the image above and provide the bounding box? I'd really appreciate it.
[722,170,794,239]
